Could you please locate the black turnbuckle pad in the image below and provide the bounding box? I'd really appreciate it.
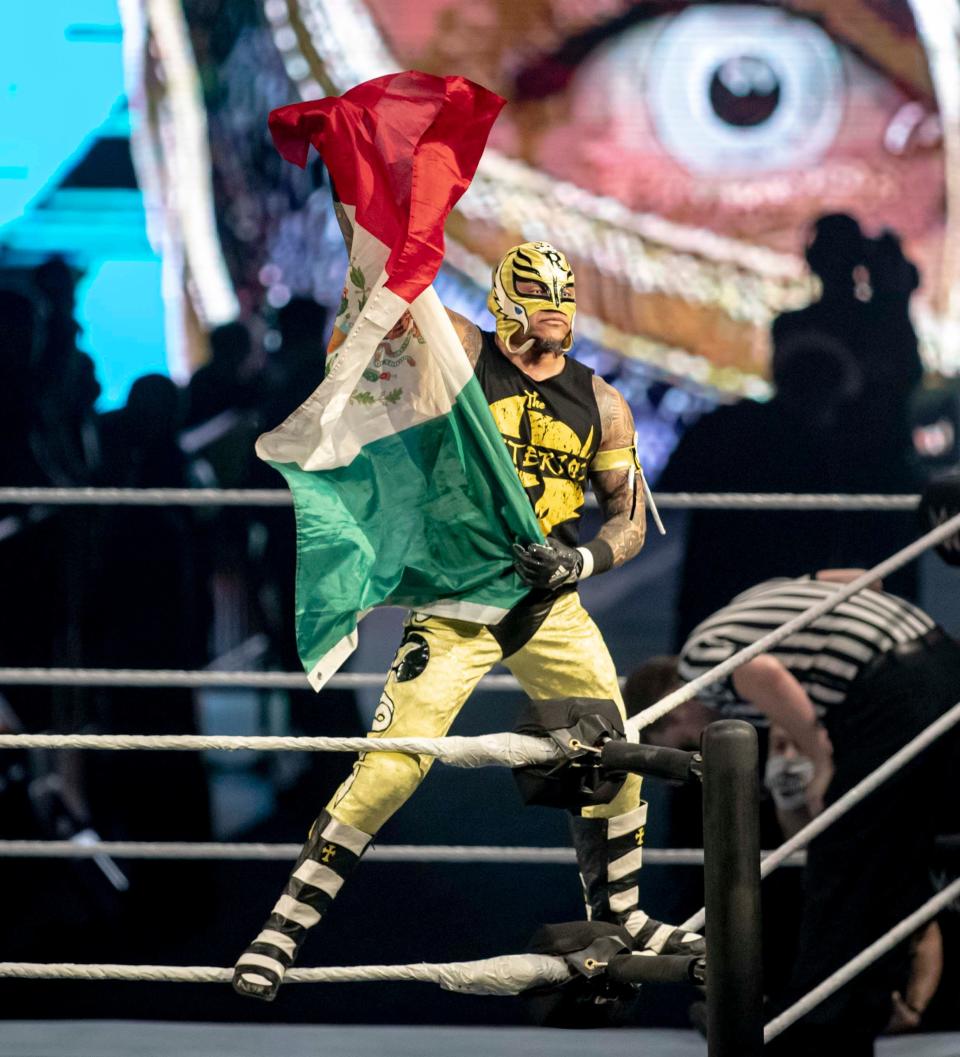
[513,697,627,810]
[606,951,706,987]
[521,921,705,1028]
[521,921,635,1028]
[528,921,705,987]
[564,935,633,979]
[528,922,632,983]
[600,741,703,784]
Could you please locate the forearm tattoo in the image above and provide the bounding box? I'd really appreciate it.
[590,379,646,568]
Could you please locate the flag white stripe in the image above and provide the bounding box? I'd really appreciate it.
[308,628,360,692]
[416,597,512,625]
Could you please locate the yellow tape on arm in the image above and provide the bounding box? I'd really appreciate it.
[590,446,641,473]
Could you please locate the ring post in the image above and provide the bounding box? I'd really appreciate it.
[702,719,763,1057]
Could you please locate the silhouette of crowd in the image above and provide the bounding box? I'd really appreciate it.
[660,213,929,645]
[0,257,349,967]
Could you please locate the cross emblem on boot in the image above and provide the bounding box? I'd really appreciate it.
[634,826,645,846]
[320,843,337,863]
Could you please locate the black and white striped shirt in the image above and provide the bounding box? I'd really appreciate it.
[678,577,937,718]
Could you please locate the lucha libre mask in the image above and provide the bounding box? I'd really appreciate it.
[487,241,576,354]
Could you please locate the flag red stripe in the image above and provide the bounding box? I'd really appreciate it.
[268,71,504,303]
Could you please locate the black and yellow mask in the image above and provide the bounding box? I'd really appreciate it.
[487,241,576,353]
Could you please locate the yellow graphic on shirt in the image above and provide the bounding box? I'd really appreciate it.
[488,391,596,535]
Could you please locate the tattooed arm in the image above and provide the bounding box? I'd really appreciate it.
[508,373,646,589]
[445,308,483,366]
[585,377,646,573]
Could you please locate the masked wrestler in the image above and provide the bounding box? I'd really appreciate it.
[232,242,703,1000]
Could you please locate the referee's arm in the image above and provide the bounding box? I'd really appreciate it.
[732,656,835,813]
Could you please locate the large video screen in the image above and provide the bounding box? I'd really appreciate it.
[135,0,955,418]
[268,0,950,395]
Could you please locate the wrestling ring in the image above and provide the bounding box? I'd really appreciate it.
[1,487,959,1057]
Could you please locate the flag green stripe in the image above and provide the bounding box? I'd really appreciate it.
[271,375,544,675]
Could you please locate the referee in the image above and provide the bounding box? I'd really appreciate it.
[627,570,960,1056]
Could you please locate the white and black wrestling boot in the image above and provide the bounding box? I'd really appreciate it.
[232,810,372,1000]
[570,805,705,957]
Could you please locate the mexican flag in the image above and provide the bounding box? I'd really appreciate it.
[259,72,543,690]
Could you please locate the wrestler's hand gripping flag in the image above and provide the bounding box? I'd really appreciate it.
[259,72,543,690]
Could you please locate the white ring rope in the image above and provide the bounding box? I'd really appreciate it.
[0,487,289,507]
[0,517,955,789]
[627,509,960,737]
[0,840,805,866]
[654,493,918,511]
[0,731,557,767]
[0,954,573,995]
[0,841,577,863]
[680,698,960,934]
[764,875,960,1043]
[0,668,524,690]
[0,491,949,1017]
[0,506,954,933]
[2,509,957,697]
[0,487,919,510]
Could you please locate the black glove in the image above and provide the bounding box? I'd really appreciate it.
[918,469,960,567]
[512,538,584,588]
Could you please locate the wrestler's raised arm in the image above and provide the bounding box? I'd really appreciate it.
[586,377,647,573]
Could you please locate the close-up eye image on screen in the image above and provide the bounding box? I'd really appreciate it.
[3,3,960,1057]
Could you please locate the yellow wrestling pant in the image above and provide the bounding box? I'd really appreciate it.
[232,590,698,1001]
[325,589,642,833]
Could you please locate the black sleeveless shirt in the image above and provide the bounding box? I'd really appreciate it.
[474,330,601,548]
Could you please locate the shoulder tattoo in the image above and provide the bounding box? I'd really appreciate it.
[446,309,483,366]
